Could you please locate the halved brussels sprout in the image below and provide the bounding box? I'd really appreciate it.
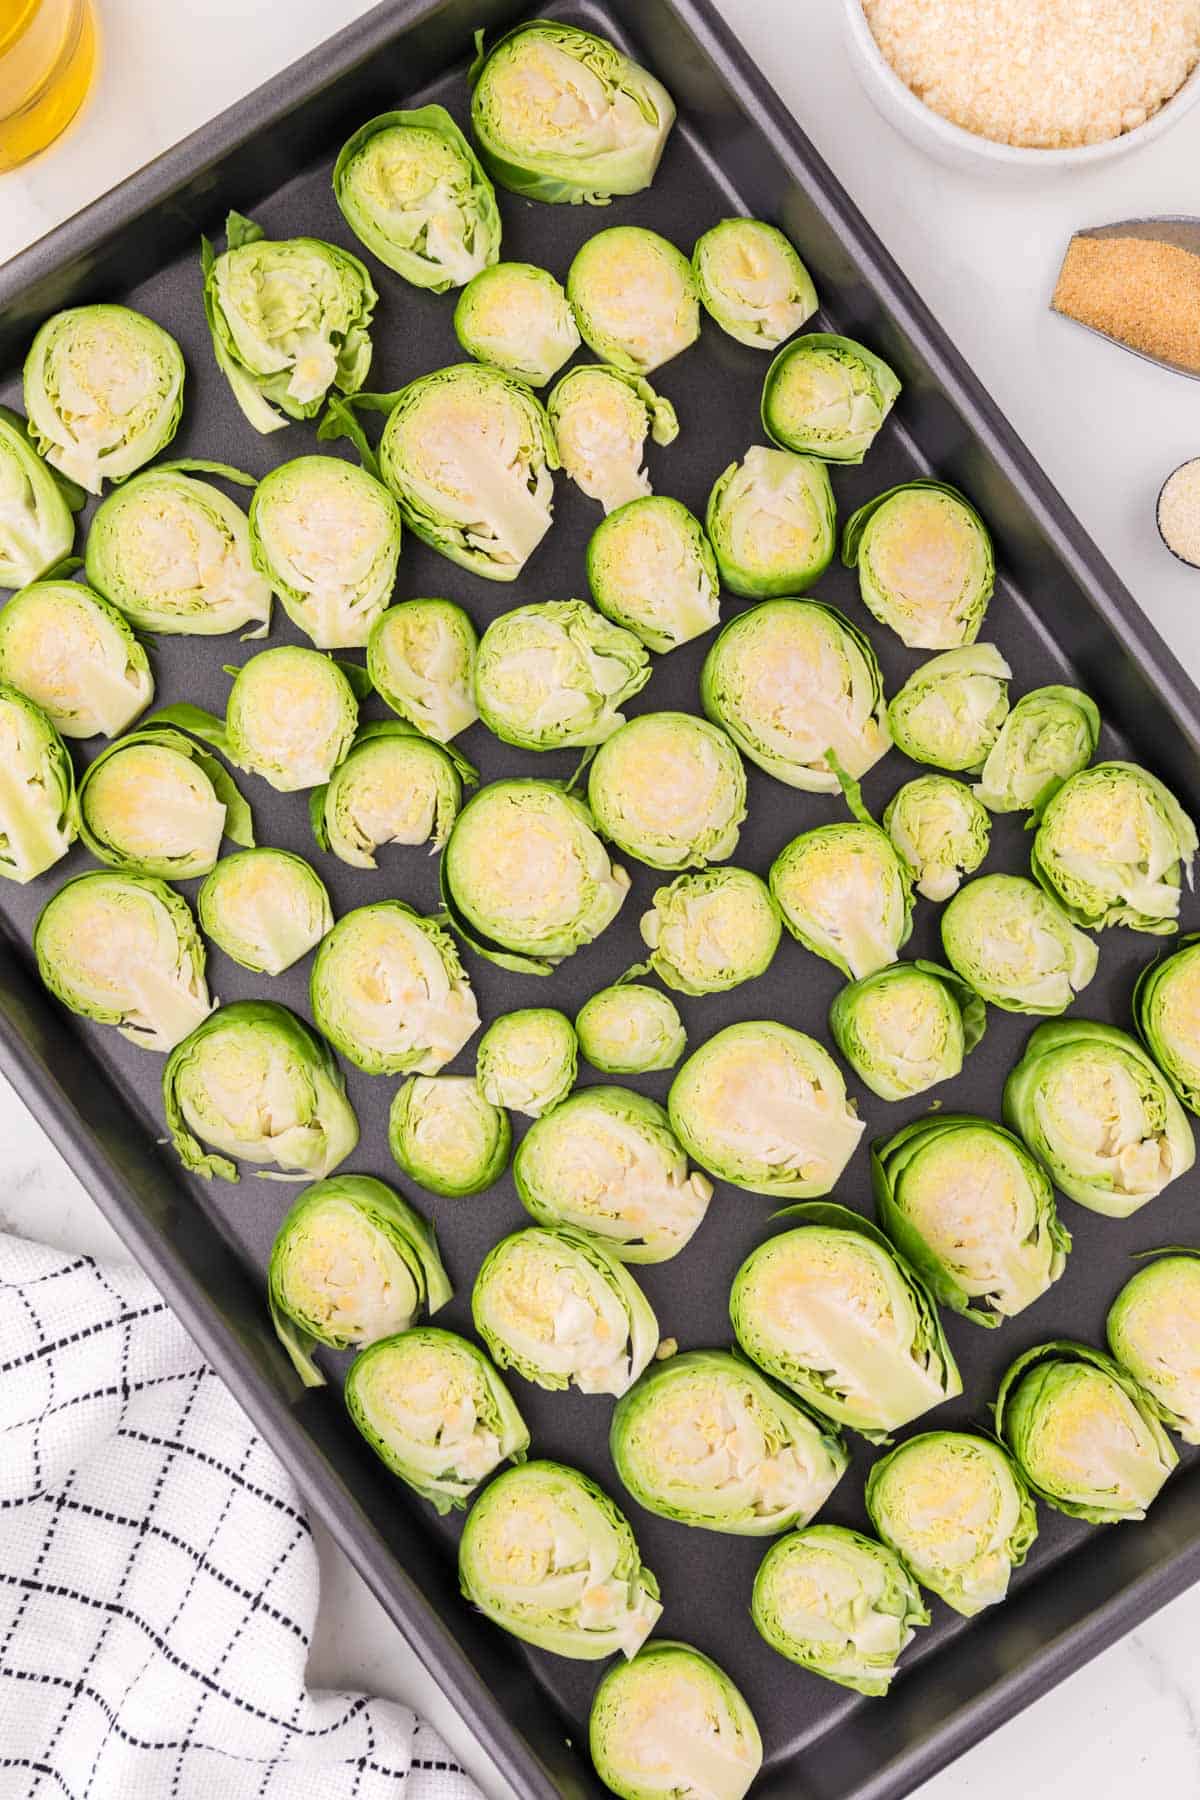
[751,1523,928,1694]
[346,1327,528,1513]
[701,598,890,791]
[469,20,675,206]
[78,725,253,878]
[0,579,153,739]
[1107,1251,1200,1445]
[866,1433,1037,1616]
[1031,760,1198,935]
[474,599,650,749]
[941,873,1098,1014]
[586,495,719,653]
[311,722,470,866]
[310,900,478,1076]
[568,228,698,374]
[35,870,212,1051]
[610,1349,847,1535]
[473,1225,658,1397]
[590,1641,761,1800]
[843,480,995,649]
[549,365,680,515]
[163,1000,358,1183]
[0,405,80,587]
[889,645,1011,771]
[639,867,781,995]
[476,1008,578,1117]
[388,1075,510,1197]
[23,304,185,493]
[248,455,401,649]
[975,685,1100,815]
[883,773,990,903]
[669,1021,864,1199]
[197,848,332,976]
[575,986,686,1075]
[367,598,478,743]
[515,1086,710,1262]
[453,261,580,386]
[0,683,77,883]
[693,218,817,351]
[769,821,913,980]
[1003,1019,1195,1217]
[588,712,747,871]
[201,211,375,433]
[1134,934,1200,1112]
[830,961,984,1102]
[333,104,501,290]
[762,333,901,464]
[706,445,836,598]
[872,1114,1069,1325]
[996,1340,1178,1522]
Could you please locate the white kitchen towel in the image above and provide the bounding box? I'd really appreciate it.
[0,1231,480,1800]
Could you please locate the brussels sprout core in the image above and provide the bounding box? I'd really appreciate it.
[588,712,747,871]
[762,332,901,463]
[476,1008,578,1116]
[311,900,479,1076]
[883,774,990,903]
[706,445,836,598]
[586,495,719,653]
[575,986,686,1075]
[568,228,699,373]
[640,867,781,994]
[589,1641,762,1800]
[769,822,912,980]
[0,579,153,739]
[454,261,580,386]
[694,218,817,350]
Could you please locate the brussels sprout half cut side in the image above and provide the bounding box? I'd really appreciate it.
[77,725,253,880]
[453,261,580,386]
[830,960,985,1103]
[888,645,1011,772]
[1107,1250,1200,1444]
[0,405,81,588]
[388,1075,511,1197]
[367,598,478,743]
[0,579,154,740]
[941,873,1098,1015]
[575,986,686,1075]
[639,867,781,995]
[883,774,990,903]
[842,479,995,650]
[0,683,78,884]
[586,495,719,654]
[476,1007,578,1116]
[769,821,913,980]
[589,1641,762,1800]
[311,722,471,866]
[974,684,1100,815]
[1134,934,1200,1112]
[1031,760,1198,935]
[248,455,401,650]
[693,218,817,350]
[567,228,698,374]
[197,848,332,976]
[706,445,836,598]
[474,599,650,750]
[548,365,679,515]
[588,712,747,872]
[762,332,901,464]
[311,900,479,1077]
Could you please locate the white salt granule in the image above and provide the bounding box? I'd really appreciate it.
[1158,460,1200,570]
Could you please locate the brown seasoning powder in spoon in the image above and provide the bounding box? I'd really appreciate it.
[1053,236,1200,373]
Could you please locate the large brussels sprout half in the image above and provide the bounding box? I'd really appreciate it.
[474,599,650,750]
[588,712,747,872]
[669,1021,864,1199]
[843,480,995,650]
[388,1075,511,1197]
[639,867,781,995]
[888,644,1011,772]
[367,598,478,743]
[996,1340,1178,1523]
[1107,1250,1200,1445]
[769,821,913,980]
[248,455,401,649]
[872,1114,1069,1326]
[586,495,719,654]
[310,900,479,1076]
[0,579,153,739]
[941,873,1098,1014]
[197,848,332,976]
[575,985,686,1075]
[1003,1019,1195,1218]
[589,1641,762,1800]
[762,332,901,464]
[1134,934,1200,1113]
[693,218,817,350]
[830,960,984,1103]
[311,722,470,867]
[163,1000,358,1183]
[78,725,253,879]
[333,104,501,291]
[0,683,78,884]
[476,1007,578,1116]
[1031,760,1198,935]
[548,365,679,515]
[454,261,580,387]
[568,228,698,374]
[751,1523,929,1695]
[975,685,1100,815]
[706,445,836,598]
[865,1432,1037,1617]
[883,774,991,903]
[0,405,80,587]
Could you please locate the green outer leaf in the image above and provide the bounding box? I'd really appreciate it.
[761,332,901,465]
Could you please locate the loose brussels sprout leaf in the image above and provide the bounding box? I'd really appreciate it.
[706,445,836,598]
[888,644,1011,772]
[454,261,580,386]
[1134,934,1200,1112]
[163,1000,358,1185]
[548,365,678,514]
[588,712,747,872]
[388,1074,511,1197]
[333,104,501,291]
[590,1640,762,1800]
[311,721,470,867]
[568,228,698,374]
[1003,1019,1195,1217]
[830,961,984,1103]
[751,1523,929,1695]
[769,821,913,980]
[701,598,890,792]
[872,1114,1069,1326]
[883,774,990,903]
[586,495,719,653]
[23,304,185,493]
[0,579,153,739]
[0,683,78,883]
[469,20,675,206]
[346,1326,528,1513]
[78,725,253,879]
[610,1349,847,1535]
[0,405,79,587]
[843,480,995,649]
[694,218,817,351]
[476,1007,577,1116]
[515,1086,710,1262]
[201,210,376,433]
[866,1432,1037,1617]
[197,847,332,976]
[310,900,479,1076]
[762,332,900,464]
[640,867,781,994]
[248,455,401,649]
[35,870,212,1051]
[474,599,650,750]
[1032,760,1198,935]
[669,1021,864,1199]
[1107,1251,1200,1445]
[442,779,629,974]
[459,1459,662,1660]
[575,986,686,1075]
[367,598,478,742]
[975,684,1100,815]
[996,1340,1178,1522]
[941,873,1098,1014]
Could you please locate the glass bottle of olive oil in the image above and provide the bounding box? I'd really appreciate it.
[0,0,96,173]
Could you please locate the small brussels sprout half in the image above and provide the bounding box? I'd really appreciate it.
[889,644,1011,772]
[0,683,77,883]
[0,579,153,739]
[311,722,470,867]
[333,104,501,291]
[883,773,990,903]
[941,873,1098,1014]
[751,1524,928,1695]
[872,1114,1069,1325]
[197,848,332,976]
[388,1075,510,1197]
[706,444,836,598]
[163,1000,358,1183]
[610,1349,847,1535]
[514,1086,710,1262]
[693,218,817,350]
[762,332,901,464]
[345,1327,528,1513]
[23,304,185,493]
[473,1225,658,1398]
[588,712,747,872]
[0,405,80,587]
[866,1433,1037,1616]
[590,1642,762,1800]
[548,365,678,515]
[843,480,995,649]
[1031,760,1198,935]
[367,598,478,743]
[453,261,580,386]
[1107,1251,1200,1445]
[769,821,913,980]
[586,495,719,653]
[78,725,253,879]
[476,1008,577,1117]
[468,20,675,206]
[1003,1019,1196,1217]
[311,900,479,1077]
[639,867,781,995]
[830,961,984,1102]
[575,986,686,1075]
[669,1021,864,1199]
[474,599,650,750]
[996,1340,1178,1522]
[248,455,401,650]
[975,685,1100,815]
[1134,934,1200,1112]
[568,228,698,374]
[35,870,212,1051]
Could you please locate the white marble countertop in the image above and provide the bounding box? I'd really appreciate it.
[4,2,1200,1795]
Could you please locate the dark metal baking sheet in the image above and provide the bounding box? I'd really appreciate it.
[3,4,1200,1797]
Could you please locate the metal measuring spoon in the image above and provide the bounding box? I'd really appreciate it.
[1052,217,1200,379]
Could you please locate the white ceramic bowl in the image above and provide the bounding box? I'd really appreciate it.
[842,0,1200,173]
